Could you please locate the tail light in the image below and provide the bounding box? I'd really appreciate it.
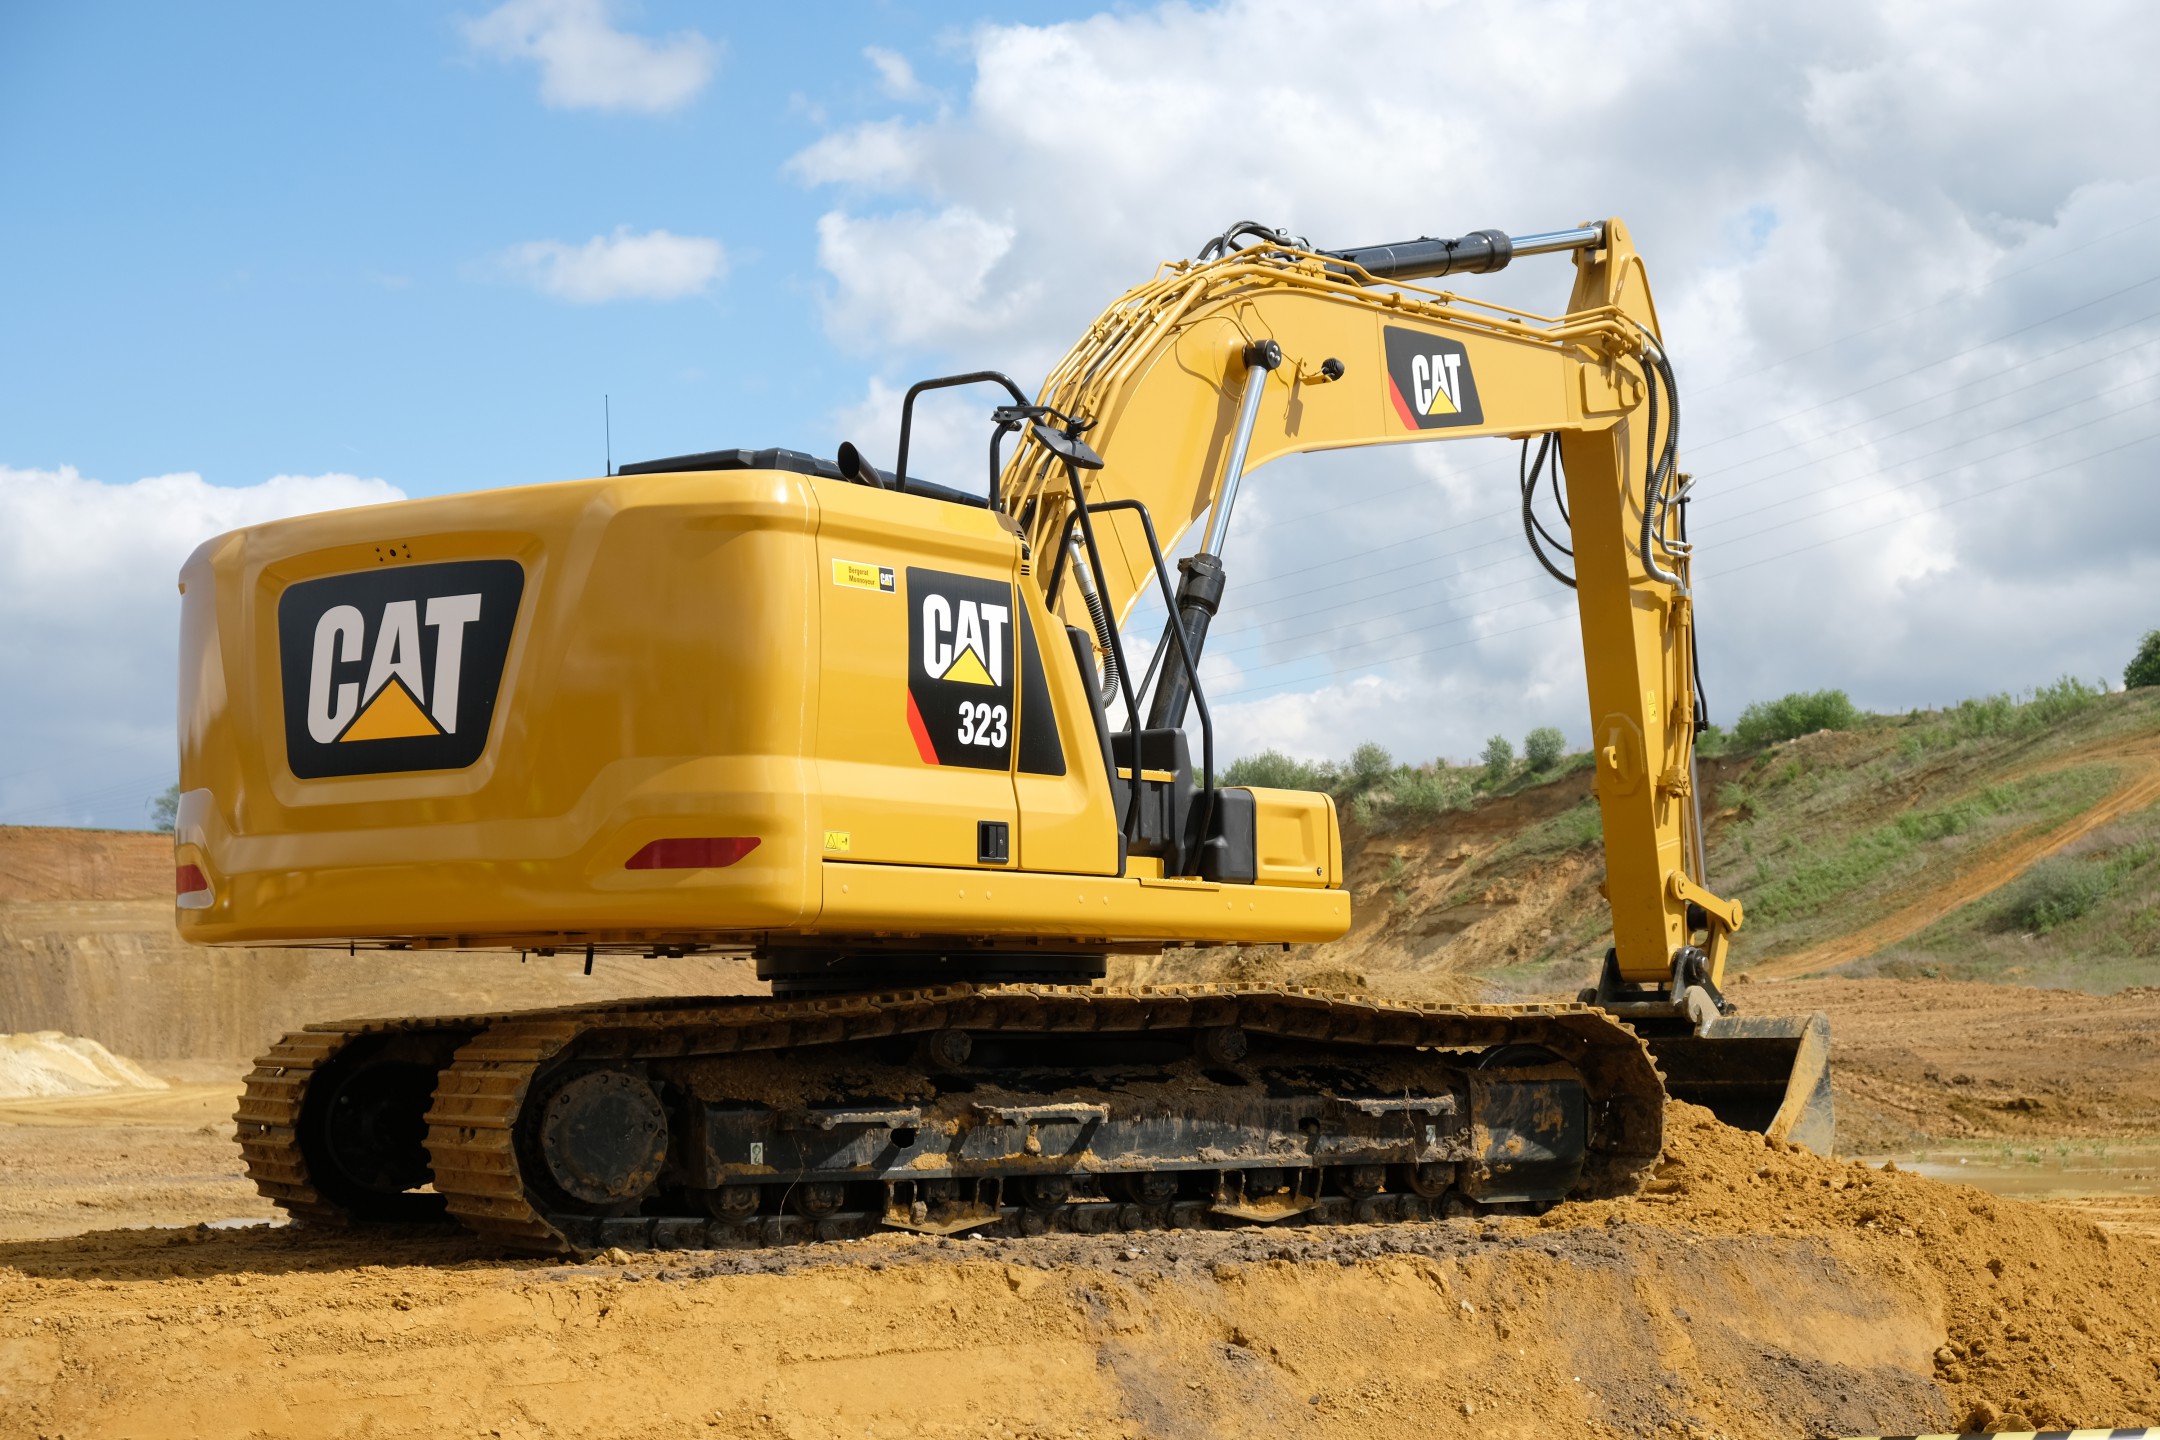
[176,862,214,909]
[625,837,760,870]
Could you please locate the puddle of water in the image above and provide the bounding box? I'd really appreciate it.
[1856,1143,2160,1200]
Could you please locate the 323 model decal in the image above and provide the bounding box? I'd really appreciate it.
[905,568,1014,769]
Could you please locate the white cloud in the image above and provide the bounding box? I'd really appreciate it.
[0,467,403,828]
[495,226,726,303]
[464,0,716,114]
[813,207,1033,349]
[791,0,2160,766]
[864,47,926,102]
[788,120,919,189]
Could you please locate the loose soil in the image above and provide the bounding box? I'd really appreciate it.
[5,814,2158,1434]
[0,1105,2152,1438]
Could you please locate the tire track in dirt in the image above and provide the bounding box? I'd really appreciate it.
[1747,732,2160,980]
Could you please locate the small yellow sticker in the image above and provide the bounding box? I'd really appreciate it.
[823,830,852,852]
[831,559,896,594]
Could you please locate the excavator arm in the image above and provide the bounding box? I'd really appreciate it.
[990,218,1726,1001]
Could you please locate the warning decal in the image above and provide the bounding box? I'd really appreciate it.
[832,558,896,593]
[905,567,1014,770]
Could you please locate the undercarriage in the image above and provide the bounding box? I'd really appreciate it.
[237,984,1667,1254]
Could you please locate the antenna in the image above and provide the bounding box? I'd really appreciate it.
[604,394,613,477]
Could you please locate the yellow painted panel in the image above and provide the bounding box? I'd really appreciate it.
[1246,787,1339,888]
[817,861,1348,945]
[811,481,1017,869]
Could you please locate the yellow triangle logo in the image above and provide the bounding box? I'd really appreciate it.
[1425,385,1458,417]
[939,647,996,686]
[340,677,441,741]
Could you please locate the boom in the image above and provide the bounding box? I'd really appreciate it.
[994,218,1735,997]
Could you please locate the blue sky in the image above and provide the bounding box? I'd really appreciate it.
[0,3,1091,495]
[4,0,2158,828]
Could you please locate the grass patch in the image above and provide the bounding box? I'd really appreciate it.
[1736,764,2121,925]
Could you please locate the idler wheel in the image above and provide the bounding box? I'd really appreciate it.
[1342,1164,1386,1196]
[1397,1162,1456,1199]
[704,1184,761,1222]
[1115,1171,1177,1206]
[794,1181,847,1217]
[1195,1026,1248,1065]
[537,1068,669,1208]
[320,1057,438,1199]
[1020,1174,1073,1210]
[924,1029,973,1070]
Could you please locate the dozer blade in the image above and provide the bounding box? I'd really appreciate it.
[1637,1012,1835,1156]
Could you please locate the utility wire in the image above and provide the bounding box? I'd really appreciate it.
[1206,421,2160,698]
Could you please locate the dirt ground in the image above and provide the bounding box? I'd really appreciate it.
[5,826,2158,1435]
[1752,977,2160,1152]
[0,1104,2151,1439]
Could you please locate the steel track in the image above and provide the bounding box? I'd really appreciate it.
[238,985,1665,1254]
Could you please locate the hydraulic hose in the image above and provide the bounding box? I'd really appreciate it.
[1636,334,1687,595]
[1066,531,1121,704]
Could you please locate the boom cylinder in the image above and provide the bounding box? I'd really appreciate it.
[1148,340,1280,730]
[1323,224,1605,283]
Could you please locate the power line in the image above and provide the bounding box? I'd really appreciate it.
[1207,424,2160,700]
[1225,335,2158,627]
[1228,293,2160,603]
[1244,216,2160,544]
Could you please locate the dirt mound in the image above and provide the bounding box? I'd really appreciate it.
[0,1031,167,1098]
[1590,1103,2160,1430]
[0,1102,2150,1437]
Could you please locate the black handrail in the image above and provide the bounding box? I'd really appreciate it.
[1046,493,1216,875]
[895,371,1030,504]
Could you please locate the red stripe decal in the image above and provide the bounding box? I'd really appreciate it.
[1386,375,1421,430]
[904,691,940,765]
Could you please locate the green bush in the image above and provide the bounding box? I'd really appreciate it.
[1523,727,1566,771]
[1945,676,2101,743]
[1480,734,1514,787]
[2126,630,2160,690]
[1998,857,2113,932]
[1732,689,1860,748]
[148,782,179,834]
[1223,749,1333,791]
[1386,766,1471,817]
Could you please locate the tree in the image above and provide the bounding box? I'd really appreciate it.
[149,783,179,834]
[1349,742,1394,788]
[1523,726,1566,771]
[1480,734,1514,788]
[2128,630,2160,690]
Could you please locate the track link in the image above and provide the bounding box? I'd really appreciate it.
[421,984,1665,1255]
[235,998,689,1224]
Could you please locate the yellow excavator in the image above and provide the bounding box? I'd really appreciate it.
[176,217,1830,1252]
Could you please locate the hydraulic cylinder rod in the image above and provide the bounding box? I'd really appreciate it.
[1324,224,1606,283]
[1147,339,1281,730]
